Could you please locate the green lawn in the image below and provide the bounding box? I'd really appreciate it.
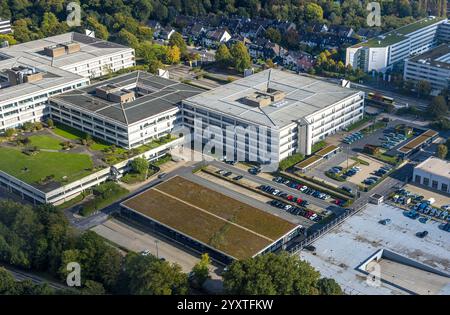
[0,148,94,186]
[28,135,62,150]
[90,140,111,151]
[53,123,87,141]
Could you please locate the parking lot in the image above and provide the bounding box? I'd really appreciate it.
[403,184,450,209]
[342,156,388,187]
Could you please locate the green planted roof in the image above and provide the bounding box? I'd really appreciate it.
[353,17,446,48]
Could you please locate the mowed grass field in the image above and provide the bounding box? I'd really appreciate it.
[28,135,63,150]
[0,147,94,186]
[122,176,297,259]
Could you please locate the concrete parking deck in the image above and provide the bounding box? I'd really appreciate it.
[300,203,450,295]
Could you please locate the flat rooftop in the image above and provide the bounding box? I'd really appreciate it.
[408,44,450,70]
[415,156,450,178]
[398,129,438,154]
[299,203,450,295]
[51,71,204,125]
[353,16,446,48]
[0,32,133,104]
[121,176,298,260]
[184,69,361,129]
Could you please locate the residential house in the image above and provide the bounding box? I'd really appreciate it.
[158,27,176,41]
[328,25,354,38]
[202,29,232,48]
[247,38,284,61]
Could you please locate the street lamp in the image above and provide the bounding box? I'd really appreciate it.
[155,240,159,259]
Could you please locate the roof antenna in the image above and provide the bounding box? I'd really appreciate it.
[266,69,272,92]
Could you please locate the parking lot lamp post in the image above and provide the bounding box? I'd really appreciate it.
[155,240,159,258]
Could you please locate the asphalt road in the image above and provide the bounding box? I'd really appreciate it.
[0,263,68,290]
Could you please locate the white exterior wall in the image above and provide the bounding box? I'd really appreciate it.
[0,79,89,132]
[49,100,179,149]
[413,168,450,194]
[404,59,450,92]
[0,19,12,34]
[182,91,364,160]
[61,49,135,79]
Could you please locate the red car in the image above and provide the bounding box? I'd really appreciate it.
[287,195,294,201]
[296,184,302,190]
[296,198,303,204]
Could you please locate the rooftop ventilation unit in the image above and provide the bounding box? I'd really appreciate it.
[44,42,81,58]
[96,84,136,104]
[5,66,43,86]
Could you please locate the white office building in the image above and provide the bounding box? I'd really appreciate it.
[0,32,135,132]
[49,71,203,149]
[404,44,450,93]
[181,69,364,162]
[346,16,447,72]
[0,18,12,34]
[413,157,450,194]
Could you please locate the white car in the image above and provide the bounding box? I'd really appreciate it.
[272,190,280,195]
[441,205,450,211]
[309,214,317,221]
[300,186,308,192]
[140,249,151,256]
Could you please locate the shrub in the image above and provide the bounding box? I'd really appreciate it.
[279,153,305,171]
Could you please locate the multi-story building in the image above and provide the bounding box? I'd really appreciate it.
[49,71,203,149]
[0,32,135,132]
[346,16,447,72]
[404,44,450,93]
[181,69,364,162]
[413,157,450,194]
[0,18,12,34]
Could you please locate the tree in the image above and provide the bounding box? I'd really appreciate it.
[230,42,251,73]
[0,34,17,45]
[265,27,281,43]
[317,278,343,295]
[121,253,188,295]
[429,96,448,118]
[4,128,16,137]
[81,280,106,295]
[41,12,66,37]
[437,144,448,159]
[130,157,149,178]
[305,3,324,22]
[223,252,321,295]
[215,43,232,67]
[191,253,211,288]
[166,45,181,64]
[169,32,187,55]
[86,16,109,40]
[46,118,54,128]
[417,80,432,98]
[116,29,139,50]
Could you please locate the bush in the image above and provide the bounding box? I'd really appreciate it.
[325,171,345,182]
[79,182,129,216]
[279,153,305,171]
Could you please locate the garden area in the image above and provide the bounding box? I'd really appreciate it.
[78,181,129,217]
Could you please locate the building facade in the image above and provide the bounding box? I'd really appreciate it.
[0,18,12,34]
[404,44,450,93]
[413,157,450,194]
[0,32,135,132]
[346,17,447,72]
[181,69,364,162]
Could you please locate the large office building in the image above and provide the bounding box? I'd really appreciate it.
[346,16,447,72]
[49,71,203,149]
[181,69,364,162]
[413,157,450,194]
[404,44,450,93]
[0,32,135,132]
[0,18,12,35]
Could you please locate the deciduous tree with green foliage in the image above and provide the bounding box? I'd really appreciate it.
[230,42,251,73]
[130,157,149,178]
[429,96,448,118]
[223,252,322,295]
[190,253,211,288]
[215,43,232,67]
[437,144,448,159]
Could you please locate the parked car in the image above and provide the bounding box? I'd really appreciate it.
[416,231,428,238]
[379,219,391,225]
[342,186,353,194]
[233,175,243,181]
[140,249,151,256]
[223,171,232,177]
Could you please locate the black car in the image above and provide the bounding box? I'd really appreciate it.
[304,245,316,252]
[342,186,353,193]
[233,175,243,181]
[158,173,167,179]
[416,231,429,238]
[223,171,233,177]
